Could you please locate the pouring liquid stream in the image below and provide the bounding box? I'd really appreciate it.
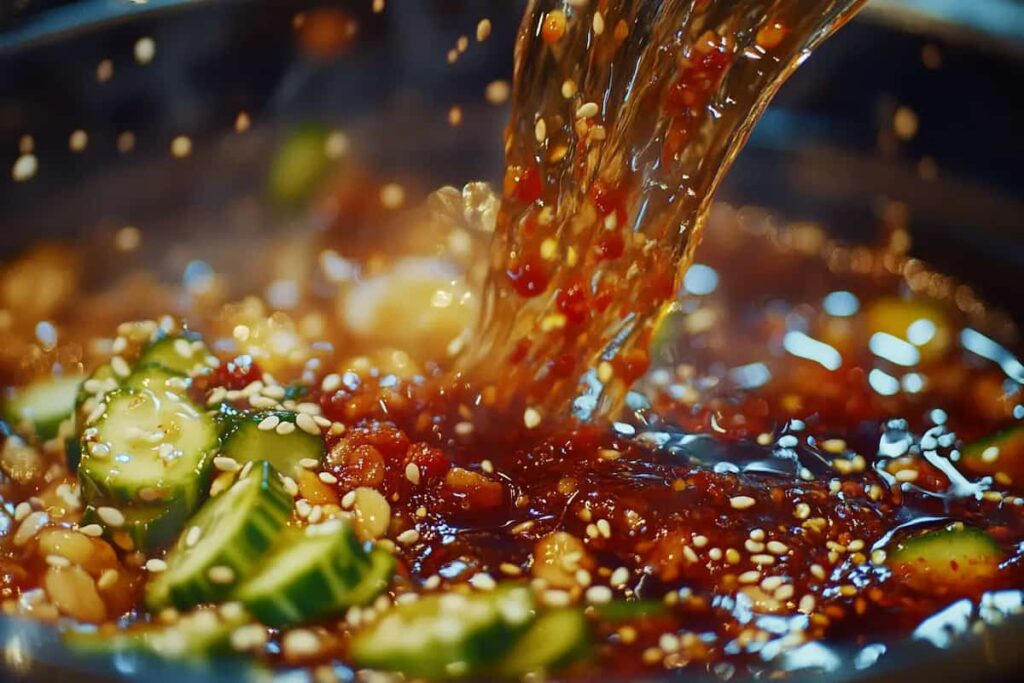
[456,0,866,421]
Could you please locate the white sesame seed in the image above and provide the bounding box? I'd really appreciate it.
[341,490,356,509]
[767,540,789,555]
[46,554,71,568]
[561,79,577,99]
[239,461,254,480]
[523,407,542,429]
[146,558,168,572]
[321,373,342,393]
[585,585,613,604]
[276,420,296,436]
[592,11,605,35]
[280,475,299,497]
[214,456,241,472]
[230,624,267,652]
[610,566,630,588]
[296,413,321,436]
[97,569,119,590]
[534,118,547,144]
[299,458,320,469]
[13,502,31,522]
[596,519,612,538]
[405,462,421,485]
[295,500,312,518]
[541,589,572,607]
[318,471,338,485]
[185,526,201,548]
[257,415,280,431]
[262,385,286,401]
[97,506,125,528]
[730,496,756,510]
[397,529,420,545]
[576,102,599,119]
[283,629,321,658]
[739,570,761,584]
[79,524,104,537]
[111,356,130,378]
[469,573,497,591]
[208,566,235,584]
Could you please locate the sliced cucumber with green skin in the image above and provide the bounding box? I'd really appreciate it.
[350,586,536,679]
[65,606,248,659]
[124,363,190,394]
[82,503,189,554]
[493,609,589,678]
[221,410,325,475]
[138,335,212,376]
[79,388,217,510]
[235,519,374,627]
[145,461,293,611]
[3,374,84,441]
[593,599,668,622]
[962,425,1024,485]
[888,523,1003,594]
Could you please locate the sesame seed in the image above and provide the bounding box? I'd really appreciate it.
[751,554,776,565]
[541,589,572,607]
[725,548,741,564]
[576,102,599,119]
[774,584,795,601]
[476,18,491,42]
[46,554,71,568]
[585,585,613,604]
[738,570,760,584]
[230,624,267,652]
[283,629,321,658]
[145,558,168,572]
[13,502,31,522]
[767,541,789,555]
[730,495,756,510]
[12,153,37,182]
[610,566,630,588]
[213,456,240,472]
[295,500,312,518]
[405,462,421,485]
[296,413,321,436]
[275,420,296,435]
[97,506,125,528]
[592,11,605,35]
[523,407,542,429]
[134,37,156,64]
[79,524,104,537]
[469,573,497,591]
[185,526,201,547]
[397,529,420,545]
[208,566,235,584]
[239,461,254,479]
[561,79,577,99]
[318,471,338,485]
[341,490,357,509]
[258,415,280,431]
[485,80,510,105]
[170,135,192,158]
[761,576,784,591]
[534,118,547,144]
[280,475,299,497]
[321,373,341,393]
[596,519,612,538]
[97,569,119,590]
[111,356,130,377]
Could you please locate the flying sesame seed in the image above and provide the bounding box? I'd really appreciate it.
[485,80,511,105]
[476,19,492,42]
[523,407,542,429]
[145,558,168,572]
[730,495,756,510]
[170,135,192,158]
[380,183,406,210]
[97,506,125,528]
[96,59,114,82]
[405,462,421,485]
[456,35,469,53]
[134,37,156,64]
[324,130,350,159]
[69,129,89,152]
[372,0,385,13]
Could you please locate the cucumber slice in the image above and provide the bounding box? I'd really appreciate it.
[350,586,536,679]
[79,388,217,510]
[138,335,212,376]
[269,125,333,205]
[82,503,189,554]
[65,606,248,659]
[221,410,325,476]
[888,523,1003,594]
[494,609,589,677]
[345,548,396,606]
[145,461,293,611]
[3,374,84,441]
[235,519,377,627]
[593,599,668,621]
[124,363,190,394]
[962,425,1024,485]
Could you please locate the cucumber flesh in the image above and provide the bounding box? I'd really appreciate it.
[350,586,536,679]
[344,548,396,607]
[962,425,1024,485]
[65,606,248,660]
[79,388,217,510]
[124,363,190,394]
[145,461,293,611]
[235,519,374,627]
[138,335,212,377]
[82,503,189,554]
[494,609,589,677]
[3,374,84,441]
[888,524,1003,594]
[221,411,325,475]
